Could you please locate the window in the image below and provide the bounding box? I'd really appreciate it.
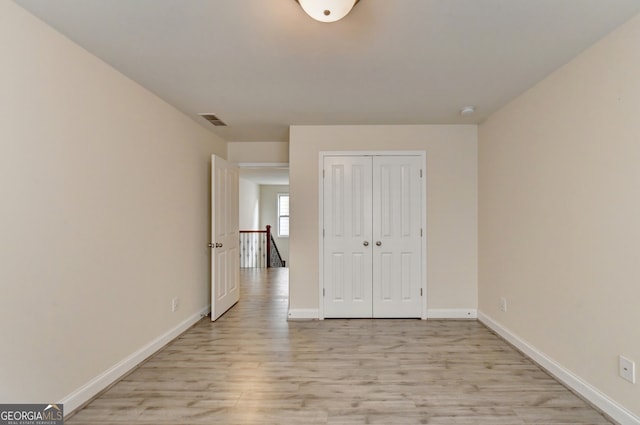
[277,193,289,237]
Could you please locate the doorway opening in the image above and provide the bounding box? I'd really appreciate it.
[238,163,290,269]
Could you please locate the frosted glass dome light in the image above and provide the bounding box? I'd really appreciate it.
[296,0,359,23]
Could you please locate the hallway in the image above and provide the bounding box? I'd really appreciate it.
[67,268,612,424]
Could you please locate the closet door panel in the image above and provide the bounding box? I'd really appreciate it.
[323,156,373,318]
[372,156,422,318]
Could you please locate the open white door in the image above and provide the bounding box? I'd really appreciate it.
[211,155,239,321]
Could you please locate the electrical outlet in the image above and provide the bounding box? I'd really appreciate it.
[171,297,179,312]
[500,297,507,312]
[619,356,636,384]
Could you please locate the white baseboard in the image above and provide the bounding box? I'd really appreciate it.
[478,311,640,425]
[290,309,477,320]
[287,308,319,320]
[427,308,477,319]
[61,305,211,416]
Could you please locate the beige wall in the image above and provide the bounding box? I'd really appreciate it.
[479,14,640,417]
[239,178,260,230]
[228,141,289,164]
[0,1,225,404]
[289,125,478,314]
[259,185,290,264]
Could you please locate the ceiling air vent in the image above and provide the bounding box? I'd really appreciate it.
[200,113,227,126]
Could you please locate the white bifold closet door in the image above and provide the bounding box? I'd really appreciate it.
[323,155,422,318]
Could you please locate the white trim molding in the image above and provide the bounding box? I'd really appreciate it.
[287,308,319,320]
[427,309,477,319]
[479,311,640,425]
[61,305,211,417]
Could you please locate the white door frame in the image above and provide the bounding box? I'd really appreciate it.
[318,151,428,320]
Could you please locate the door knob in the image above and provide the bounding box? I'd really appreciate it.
[208,243,214,248]
[216,243,223,248]
[363,241,369,246]
[376,241,382,246]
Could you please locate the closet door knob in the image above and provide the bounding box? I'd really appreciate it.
[375,241,382,246]
[363,241,369,246]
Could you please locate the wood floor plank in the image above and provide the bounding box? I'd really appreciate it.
[66,268,613,425]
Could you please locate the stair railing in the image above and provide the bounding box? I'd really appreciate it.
[239,225,286,268]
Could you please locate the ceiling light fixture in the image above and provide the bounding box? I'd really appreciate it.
[296,0,360,23]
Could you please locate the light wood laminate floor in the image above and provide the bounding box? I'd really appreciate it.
[68,268,612,424]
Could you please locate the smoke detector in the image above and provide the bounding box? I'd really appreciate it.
[460,106,476,117]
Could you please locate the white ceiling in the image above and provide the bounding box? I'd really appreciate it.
[16,0,640,142]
